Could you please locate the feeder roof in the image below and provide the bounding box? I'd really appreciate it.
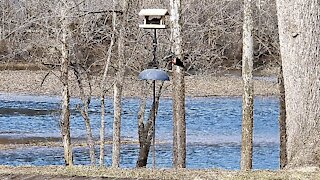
[138,9,169,16]
[138,69,170,81]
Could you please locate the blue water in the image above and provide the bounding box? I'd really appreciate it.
[0,93,280,169]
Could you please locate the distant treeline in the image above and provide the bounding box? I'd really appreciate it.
[0,0,279,75]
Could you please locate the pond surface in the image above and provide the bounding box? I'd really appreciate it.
[0,93,280,169]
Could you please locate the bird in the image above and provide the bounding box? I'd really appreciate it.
[171,57,184,68]
[163,53,185,70]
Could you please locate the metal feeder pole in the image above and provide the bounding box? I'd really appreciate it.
[152,28,157,169]
[152,80,156,168]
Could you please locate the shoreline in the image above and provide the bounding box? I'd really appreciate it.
[0,70,279,98]
[0,136,142,151]
[0,91,279,99]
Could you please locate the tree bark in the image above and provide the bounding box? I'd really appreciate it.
[0,19,2,40]
[136,82,164,168]
[240,0,254,171]
[0,1,6,40]
[72,54,96,166]
[99,94,106,166]
[170,0,186,169]
[278,64,287,169]
[77,101,96,166]
[112,80,123,168]
[99,7,116,167]
[136,81,149,167]
[59,4,73,166]
[276,0,320,168]
[112,0,128,168]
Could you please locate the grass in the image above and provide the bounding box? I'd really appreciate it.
[0,165,319,179]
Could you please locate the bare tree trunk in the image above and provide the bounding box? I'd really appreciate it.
[99,9,116,167]
[112,79,123,168]
[100,94,106,166]
[170,0,186,168]
[112,0,128,168]
[77,100,96,166]
[0,18,2,40]
[59,5,73,166]
[172,66,186,168]
[240,0,254,171]
[72,45,96,166]
[136,82,164,168]
[278,64,287,169]
[70,17,96,166]
[276,0,320,168]
[0,1,5,40]
[79,80,96,162]
[136,82,149,167]
[111,0,121,168]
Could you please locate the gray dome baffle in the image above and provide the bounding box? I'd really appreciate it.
[138,69,170,81]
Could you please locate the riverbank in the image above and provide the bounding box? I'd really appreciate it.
[0,70,278,97]
[0,165,319,179]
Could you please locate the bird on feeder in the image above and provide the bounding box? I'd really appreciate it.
[171,57,184,68]
[163,53,185,70]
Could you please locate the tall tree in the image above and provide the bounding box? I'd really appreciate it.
[112,0,129,168]
[276,0,320,168]
[99,12,116,167]
[240,0,254,171]
[59,1,73,166]
[170,0,186,168]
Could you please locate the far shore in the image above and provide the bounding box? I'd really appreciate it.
[0,136,142,151]
[0,70,279,98]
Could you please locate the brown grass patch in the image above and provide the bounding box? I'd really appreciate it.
[0,165,319,179]
[0,70,279,97]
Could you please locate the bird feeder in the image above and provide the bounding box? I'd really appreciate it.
[138,8,170,169]
[139,9,169,29]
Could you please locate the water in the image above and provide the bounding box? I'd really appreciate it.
[0,93,280,169]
